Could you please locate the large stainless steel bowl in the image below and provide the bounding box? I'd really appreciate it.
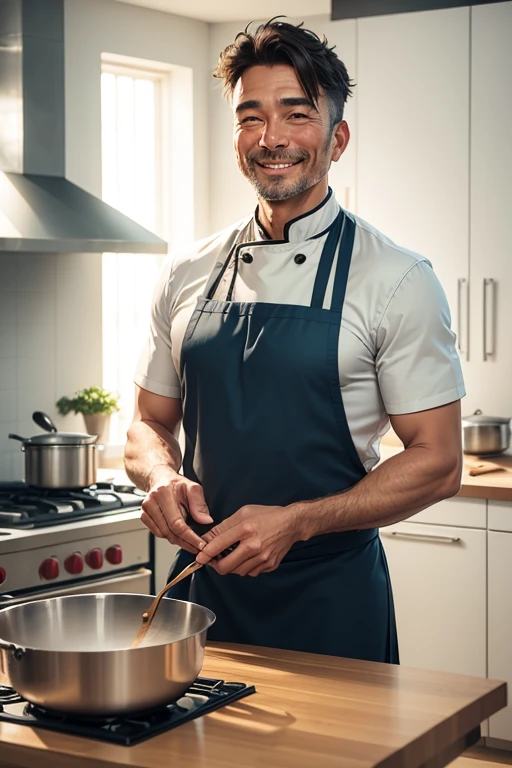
[0,593,215,715]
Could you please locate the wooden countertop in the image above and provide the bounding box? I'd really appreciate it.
[379,444,512,502]
[0,643,506,768]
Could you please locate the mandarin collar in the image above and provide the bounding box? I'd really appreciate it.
[253,188,339,244]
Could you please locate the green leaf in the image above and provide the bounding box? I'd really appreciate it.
[56,386,120,416]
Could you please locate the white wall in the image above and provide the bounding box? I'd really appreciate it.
[0,0,210,481]
[208,15,358,233]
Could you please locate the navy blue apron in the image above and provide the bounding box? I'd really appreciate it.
[168,208,399,662]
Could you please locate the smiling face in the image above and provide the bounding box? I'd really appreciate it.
[233,64,348,204]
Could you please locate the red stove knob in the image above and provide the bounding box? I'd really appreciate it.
[65,552,84,575]
[86,548,103,569]
[106,545,123,565]
[0,567,6,585]
[39,557,59,580]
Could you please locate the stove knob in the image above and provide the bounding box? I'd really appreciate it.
[106,545,123,565]
[86,548,103,569]
[0,567,6,585]
[65,552,84,575]
[39,557,59,581]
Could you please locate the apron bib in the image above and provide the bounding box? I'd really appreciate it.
[168,209,399,662]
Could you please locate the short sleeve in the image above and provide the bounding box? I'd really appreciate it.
[134,257,182,399]
[375,260,465,414]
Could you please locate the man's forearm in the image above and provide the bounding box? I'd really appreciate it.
[124,420,182,491]
[292,445,462,539]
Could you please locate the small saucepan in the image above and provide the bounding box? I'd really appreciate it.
[462,409,511,455]
[9,411,98,489]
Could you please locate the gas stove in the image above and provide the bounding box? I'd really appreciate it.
[0,482,146,529]
[0,482,151,604]
[0,678,256,745]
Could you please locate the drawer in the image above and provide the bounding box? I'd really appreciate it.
[404,496,486,529]
[488,501,512,532]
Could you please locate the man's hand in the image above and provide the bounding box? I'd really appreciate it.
[195,504,303,577]
[141,465,214,554]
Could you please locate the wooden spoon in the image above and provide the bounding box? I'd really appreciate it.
[464,459,508,476]
[130,560,203,648]
[130,542,238,649]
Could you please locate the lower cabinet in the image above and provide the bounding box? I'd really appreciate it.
[381,519,486,678]
[488,527,512,741]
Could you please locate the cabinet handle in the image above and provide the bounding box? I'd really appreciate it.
[381,531,461,544]
[457,277,469,360]
[483,278,496,360]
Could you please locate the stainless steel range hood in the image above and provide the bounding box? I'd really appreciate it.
[0,0,167,254]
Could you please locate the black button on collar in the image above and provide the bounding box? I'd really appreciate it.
[241,252,253,264]
[294,253,307,265]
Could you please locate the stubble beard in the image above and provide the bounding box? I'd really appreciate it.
[239,140,333,202]
[249,173,311,201]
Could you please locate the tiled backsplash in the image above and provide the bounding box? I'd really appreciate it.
[0,252,103,481]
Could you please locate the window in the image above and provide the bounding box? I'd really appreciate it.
[101,55,194,447]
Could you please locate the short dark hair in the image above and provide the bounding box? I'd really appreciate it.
[213,18,355,129]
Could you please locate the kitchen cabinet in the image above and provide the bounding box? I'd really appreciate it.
[356,6,469,346]
[488,500,512,534]
[488,503,512,742]
[381,518,486,678]
[467,1,512,416]
[405,496,486,528]
[356,2,512,416]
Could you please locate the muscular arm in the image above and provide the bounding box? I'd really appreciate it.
[293,399,463,537]
[196,400,463,576]
[124,385,183,491]
[124,385,212,552]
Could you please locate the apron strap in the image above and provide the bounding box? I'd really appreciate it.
[310,209,344,309]
[330,212,356,313]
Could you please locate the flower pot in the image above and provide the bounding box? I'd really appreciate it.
[83,414,111,446]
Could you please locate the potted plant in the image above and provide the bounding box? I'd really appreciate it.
[56,386,120,444]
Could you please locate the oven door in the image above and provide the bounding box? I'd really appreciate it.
[0,568,152,609]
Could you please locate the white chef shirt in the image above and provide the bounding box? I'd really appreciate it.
[135,190,465,471]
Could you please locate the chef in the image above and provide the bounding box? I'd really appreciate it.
[125,19,465,662]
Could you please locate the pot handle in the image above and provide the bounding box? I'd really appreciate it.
[0,639,26,660]
[32,411,58,433]
[8,434,29,443]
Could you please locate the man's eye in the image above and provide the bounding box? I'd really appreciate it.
[241,116,261,124]
[290,113,308,119]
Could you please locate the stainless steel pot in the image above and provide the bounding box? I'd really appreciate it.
[462,409,511,455]
[9,411,98,488]
[0,593,215,715]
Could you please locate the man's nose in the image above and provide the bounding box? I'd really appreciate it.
[258,119,289,150]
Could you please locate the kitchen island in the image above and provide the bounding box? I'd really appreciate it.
[0,643,506,768]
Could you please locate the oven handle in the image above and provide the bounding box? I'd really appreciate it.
[0,568,151,607]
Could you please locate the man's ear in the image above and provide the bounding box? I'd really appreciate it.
[331,120,350,162]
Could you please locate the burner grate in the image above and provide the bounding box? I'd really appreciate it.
[0,482,145,529]
[0,685,23,705]
[0,677,255,746]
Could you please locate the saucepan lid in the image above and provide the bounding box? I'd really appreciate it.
[9,431,98,445]
[462,409,511,425]
[8,410,98,446]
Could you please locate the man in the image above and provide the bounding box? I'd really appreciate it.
[125,19,464,663]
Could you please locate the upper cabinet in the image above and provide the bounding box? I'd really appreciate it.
[467,1,512,416]
[356,6,470,333]
[355,2,512,417]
